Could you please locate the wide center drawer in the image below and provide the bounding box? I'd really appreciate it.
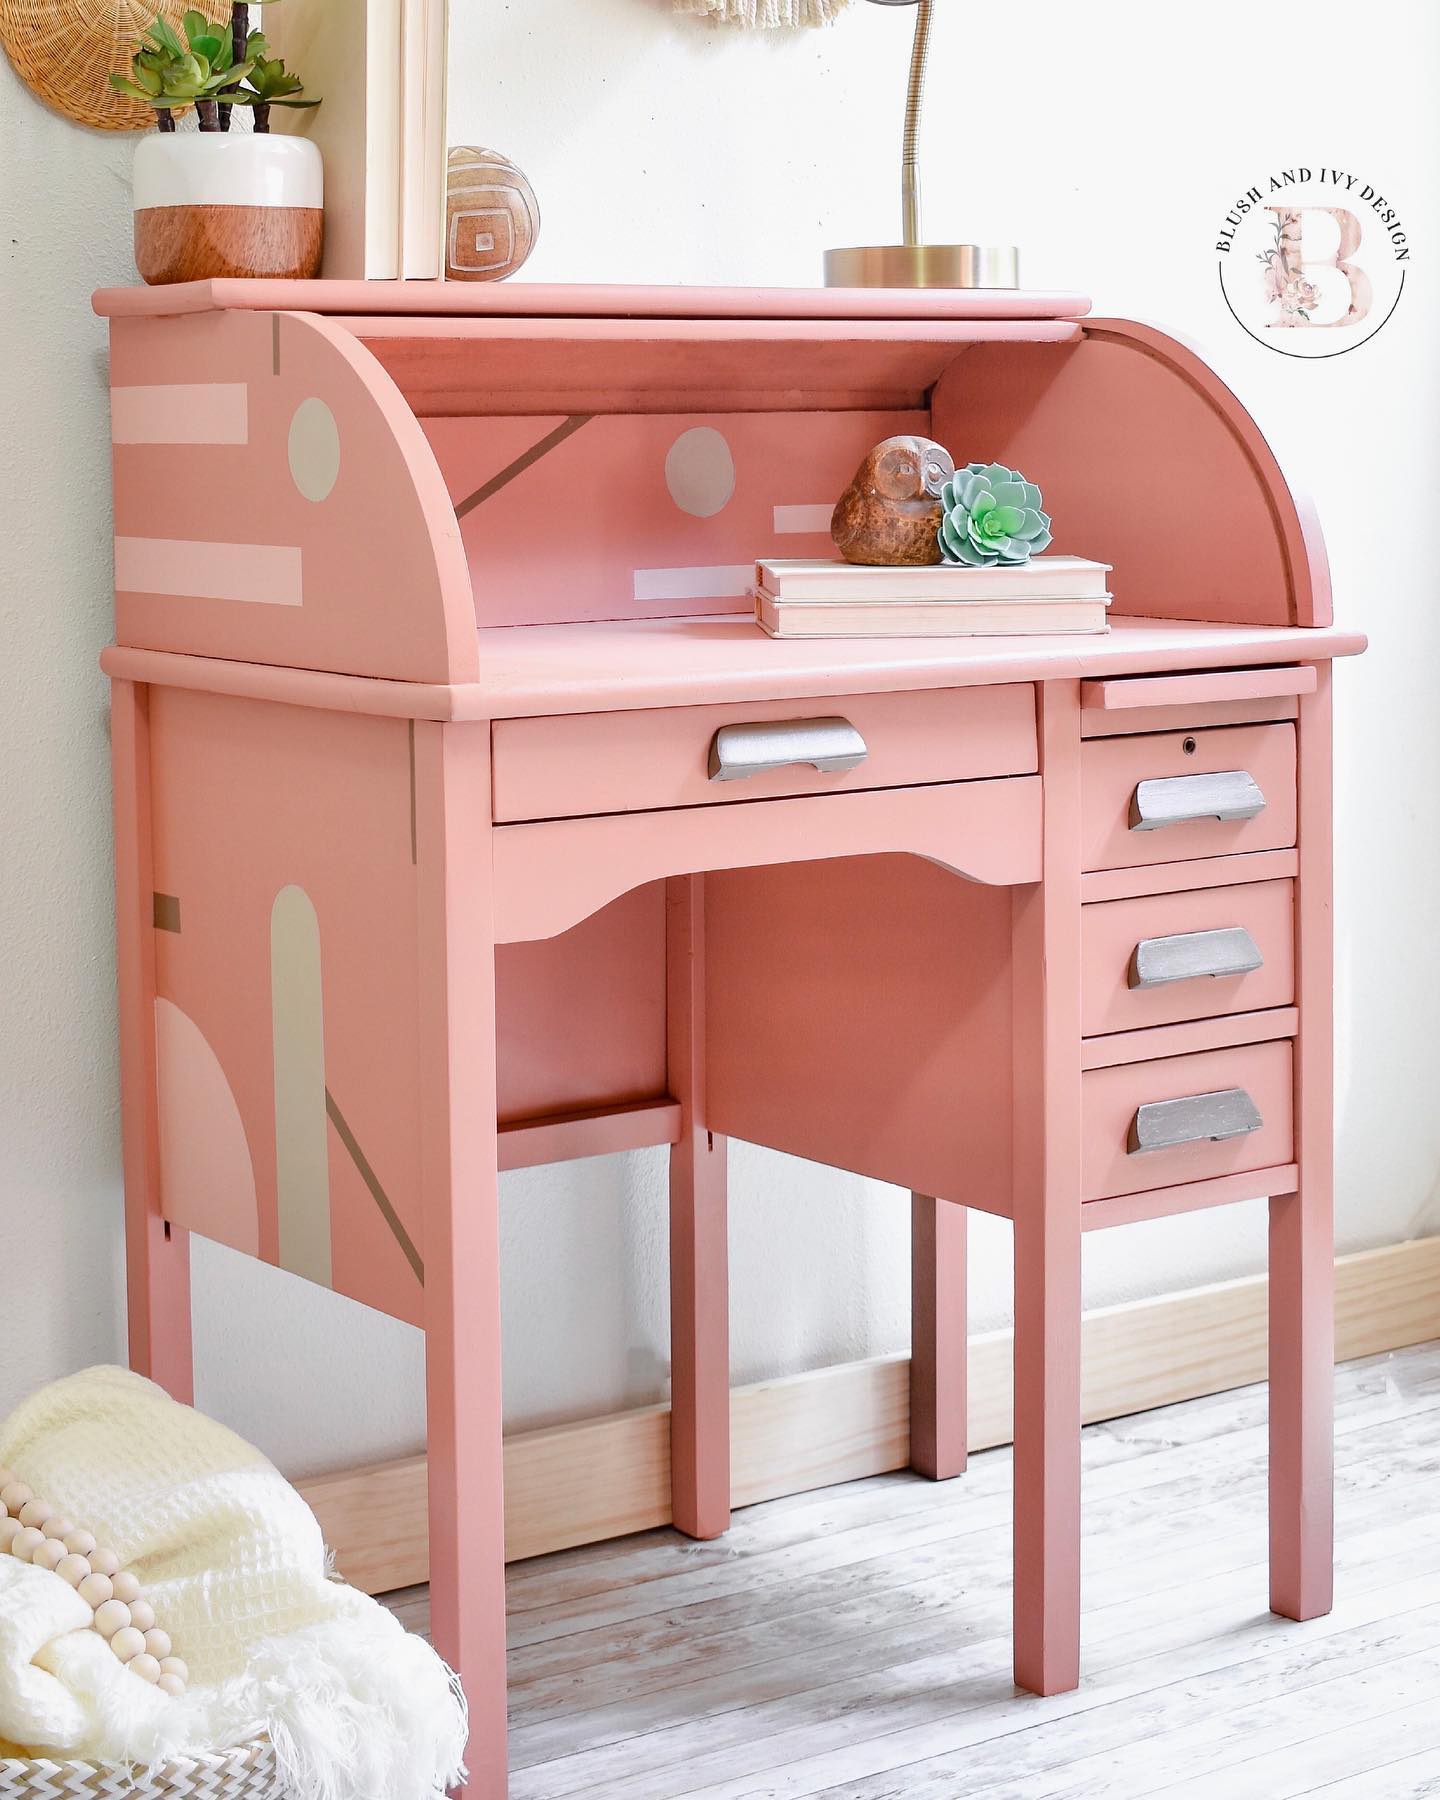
[1083,1039,1294,1201]
[1082,722,1297,873]
[492,685,1038,822]
[1082,878,1295,1037]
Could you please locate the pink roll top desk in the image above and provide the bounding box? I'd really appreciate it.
[93,279,1364,1794]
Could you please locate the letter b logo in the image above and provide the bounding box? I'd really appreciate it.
[1263,208,1372,328]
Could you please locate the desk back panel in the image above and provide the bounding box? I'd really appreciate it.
[704,855,1015,1210]
[495,887,668,1124]
[423,409,925,628]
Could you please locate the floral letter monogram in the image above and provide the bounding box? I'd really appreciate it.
[1260,207,1373,328]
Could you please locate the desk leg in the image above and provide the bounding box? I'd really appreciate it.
[910,1195,967,1480]
[112,679,193,1403]
[1271,664,1335,1622]
[1011,681,1084,1698]
[667,876,731,1541]
[1269,1187,1333,1619]
[414,723,508,1799]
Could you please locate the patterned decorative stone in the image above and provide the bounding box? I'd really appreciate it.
[445,147,540,283]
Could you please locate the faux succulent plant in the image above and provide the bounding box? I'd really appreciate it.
[938,463,1053,567]
[109,10,254,131]
[109,5,318,133]
[223,36,320,132]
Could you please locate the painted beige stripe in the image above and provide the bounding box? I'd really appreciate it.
[773,502,836,534]
[454,414,593,521]
[115,537,303,606]
[325,1088,424,1285]
[272,885,332,1288]
[111,382,248,445]
[633,563,754,603]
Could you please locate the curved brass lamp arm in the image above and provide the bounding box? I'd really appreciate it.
[868,0,931,247]
[830,0,1016,288]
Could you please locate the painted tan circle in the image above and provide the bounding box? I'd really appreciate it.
[288,398,341,502]
[664,427,735,518]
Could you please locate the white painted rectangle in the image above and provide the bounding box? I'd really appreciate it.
[773,503,836,534]
[115,537,303,606]
[633,563,754,603]
[111,383,249,445]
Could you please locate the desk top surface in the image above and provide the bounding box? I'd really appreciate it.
[92,280,1094,323]
[106,615,1366,723]
[465,616,1367,718]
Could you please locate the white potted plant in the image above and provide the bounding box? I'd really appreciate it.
[110,4,323,285]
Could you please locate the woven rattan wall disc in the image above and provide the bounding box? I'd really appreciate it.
[0,0,195,131]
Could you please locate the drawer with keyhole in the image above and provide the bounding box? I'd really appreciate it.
[1081,723,1297,873]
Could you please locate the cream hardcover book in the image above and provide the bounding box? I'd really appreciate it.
[755,590,1113,638]
[756,555,1113,602]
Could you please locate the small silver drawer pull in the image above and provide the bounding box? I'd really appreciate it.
[1128,1087,1263,1154]
[1128,926,1264,989]
[1129,770,1265,831]
[708,716,869,783]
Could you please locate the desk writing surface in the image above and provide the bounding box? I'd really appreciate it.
[467,615,1367,720]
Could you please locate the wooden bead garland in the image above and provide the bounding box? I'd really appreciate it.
[0,1464,187,1696]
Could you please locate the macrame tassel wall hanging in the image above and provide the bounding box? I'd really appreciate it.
[673,0,854,25]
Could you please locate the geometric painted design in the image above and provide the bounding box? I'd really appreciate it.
[270,884,332,1288]
[664,427,736,518]
[453,416,592,523]
[154,996,259,1255]
[325,1088,424,1284]
[287,397,341,504]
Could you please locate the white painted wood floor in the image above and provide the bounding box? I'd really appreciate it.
[385,1341,1440,1799]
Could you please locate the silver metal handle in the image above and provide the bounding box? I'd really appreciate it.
[708,717,869,783]
[1128,1088,1263,1154]
[1130,770,1265,831]
[1129,926,1264,990]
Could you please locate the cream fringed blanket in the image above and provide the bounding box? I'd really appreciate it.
[673,0,853,24]
[0,1368,466,1798]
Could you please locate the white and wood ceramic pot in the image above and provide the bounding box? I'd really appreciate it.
[133,133,323,285]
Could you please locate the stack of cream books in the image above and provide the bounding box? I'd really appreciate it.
[754,557,1112,638]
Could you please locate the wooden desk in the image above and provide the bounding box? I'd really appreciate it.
[94,280,1364,1796]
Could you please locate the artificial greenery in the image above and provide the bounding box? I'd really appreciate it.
[938,463,1053,567]
[224,40,320,132]
[109,4,318,134]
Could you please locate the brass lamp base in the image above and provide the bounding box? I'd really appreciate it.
[823,243,1020,290]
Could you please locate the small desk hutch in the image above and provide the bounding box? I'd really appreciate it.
[93,279,1364,1796]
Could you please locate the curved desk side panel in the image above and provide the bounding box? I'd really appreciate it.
[108,308,477,684]
[932,318,1331,630]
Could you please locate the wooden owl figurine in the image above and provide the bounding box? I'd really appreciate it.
[831,436,956,566]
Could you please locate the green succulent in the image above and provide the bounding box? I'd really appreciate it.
[109,9,254,124]
[221,34,321,131]
[938,463,1053,567]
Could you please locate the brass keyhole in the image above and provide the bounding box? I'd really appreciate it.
[1182,736,1198,755]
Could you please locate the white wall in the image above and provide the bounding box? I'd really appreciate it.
[2,0,1438,1477]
